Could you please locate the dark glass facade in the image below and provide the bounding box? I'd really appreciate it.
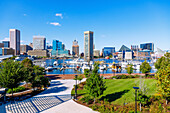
[103,47,115,57]
[140,43,154,51]
[2,41,10,48]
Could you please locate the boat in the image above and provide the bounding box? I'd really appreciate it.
[131,61,141,70]
[27,57,34,61]
[45,66,53,71]
[53,61,58,66]
[120,62,128,68]
[82,64,90,72]
[15,57,22,61]
[99,64,107,70]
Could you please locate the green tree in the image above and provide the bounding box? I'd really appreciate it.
[155,64,170,105]
[32,75,42,90]
[140,61,151,77]
[85,62,106,102]
[31,65,45,90]
[40,75,50,88]
[21,58,34,88]
[155,53,170,105]
[125,64,133,74]
[0,60,24,98]
[21,58,33,67]
[84,69,90,78]
[154,52,170,70]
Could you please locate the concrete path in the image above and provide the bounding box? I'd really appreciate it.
[1,79,98,113]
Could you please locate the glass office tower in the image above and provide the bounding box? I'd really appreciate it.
[140,43,154,51]
[103,47,115,57]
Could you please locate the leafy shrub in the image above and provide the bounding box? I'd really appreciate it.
[79,96,92,104]
[146,74,155,78]
[90,104,98,110]
[149,94,162,102]
[111,74,143,79]
[7,86,26,94]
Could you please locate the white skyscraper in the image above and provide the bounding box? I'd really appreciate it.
[9,29,20,55]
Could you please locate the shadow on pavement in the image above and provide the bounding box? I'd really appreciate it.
[5,94,71,113]
[5,80,70,113]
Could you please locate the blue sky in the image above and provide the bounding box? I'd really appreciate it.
[0,0,170,52]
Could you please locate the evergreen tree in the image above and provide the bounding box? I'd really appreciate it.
[84,69,90,78]
[85,62,106,102]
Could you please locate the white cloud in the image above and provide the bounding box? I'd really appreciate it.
[0,37,9,42]
[55,13,63,19]
[24,14,27,16]
[50,22,61,26]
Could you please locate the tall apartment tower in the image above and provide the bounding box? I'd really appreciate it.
[72,40,79,57]
[33,36,46,50]
[84,31,94,61]
[10,29,20,55]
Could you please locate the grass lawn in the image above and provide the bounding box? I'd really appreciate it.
[72,78,157,105]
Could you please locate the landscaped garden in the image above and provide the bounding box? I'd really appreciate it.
[71,53,170,113]
[71,78,163,112]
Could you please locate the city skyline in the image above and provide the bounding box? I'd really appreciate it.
[0,0,170,52]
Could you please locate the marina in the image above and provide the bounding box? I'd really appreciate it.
[33,58,157,75]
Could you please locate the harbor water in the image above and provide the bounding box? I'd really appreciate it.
[44,58,157,75]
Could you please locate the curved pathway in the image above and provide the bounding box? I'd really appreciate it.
[1,79,98,113]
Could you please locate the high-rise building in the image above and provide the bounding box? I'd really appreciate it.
[84,31,94,61]
[140,43,154,51]
[52,40,59,50]
[51,40,69,57]
[10,29,20,55]
[62,44,65,50]
[102,47,115,57]
[52,40,63,50]
[2,41,10,48]
[33,36,46,50]
[72,40,79,57]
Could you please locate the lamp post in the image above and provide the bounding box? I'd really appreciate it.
[75,75,78,100]
[133,87,139,113]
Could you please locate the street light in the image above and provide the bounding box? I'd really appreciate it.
[75,75,78,100]
[133,87,139,113]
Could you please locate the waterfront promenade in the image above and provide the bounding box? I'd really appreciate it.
[0,79,98,113]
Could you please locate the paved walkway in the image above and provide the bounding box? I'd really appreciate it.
[0,79,98,113]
